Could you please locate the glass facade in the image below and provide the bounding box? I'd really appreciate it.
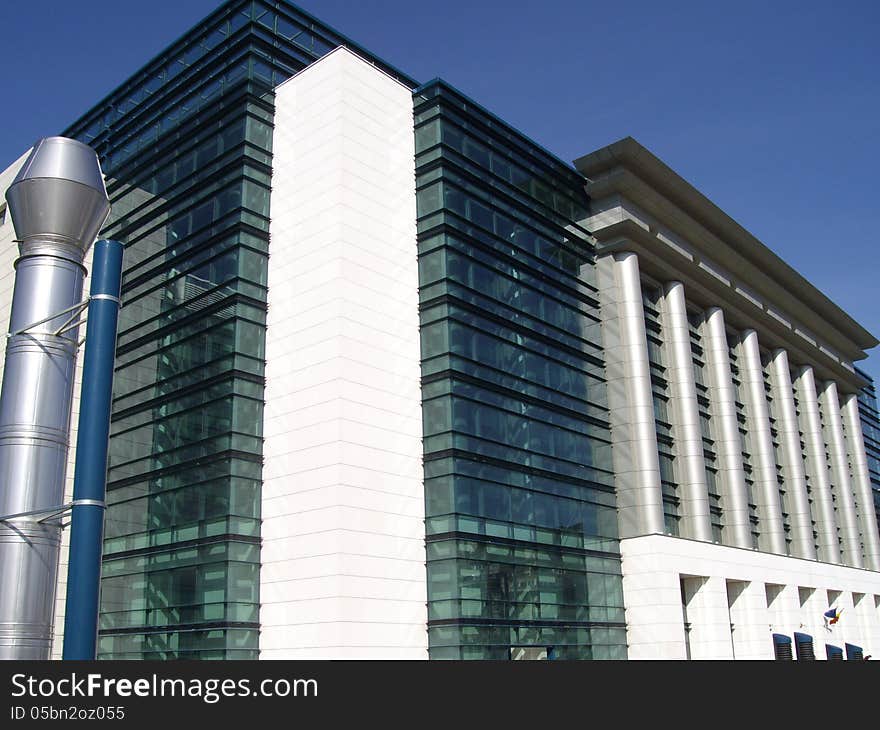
[42,0,879,664]
[414,80,626,660]
[856,371,880,535]
[62,0,414,659]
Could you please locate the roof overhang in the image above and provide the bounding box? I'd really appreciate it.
[574,137,877,392]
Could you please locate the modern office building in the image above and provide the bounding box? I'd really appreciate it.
[1,0,878,660]
[574,139,880,659]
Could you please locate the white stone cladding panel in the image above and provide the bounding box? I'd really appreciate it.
[621,534,880,660]
[766,584,800,639]
[261,530,425,563]
[263,486,424,521]
[853,593,880,650]
[259,48,426,659]
[261,553,423,586]
[683,575,734,660]
[796,585,828,657]
[728,580,775,659]
[832,591,858,654]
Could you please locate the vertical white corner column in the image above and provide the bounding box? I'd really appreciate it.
[841,394,880,571]
[596,252,665,537]
[818,381,862,567]
[681,575,734,660]
[726,580,773,659]
[739,330,786,554]
[661,282,712,541]
[832,591,857,651]
[618,537,688,659]
[259,48,426,658]
[797,587,830,659]
[766,584,801,647]
[768,349,816,560]
[702,308,751,548]
[853,593,880,650]
[794,366,841,565]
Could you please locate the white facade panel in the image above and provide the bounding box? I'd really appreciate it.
[621,533,880,659]
[259,47,426,658]
[727,580,775,659]
[682,575,734,660]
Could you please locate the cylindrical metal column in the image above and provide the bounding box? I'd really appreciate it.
[612,252,665,536]
[768,349,815,560]
[818,381,862,567]
[0,138,109,659]
[793,365,841,564]
[739,330,786,554]
[702,308,751,549]
[841,393,880,570]
[661,282,712,541]
[62,240,123,660]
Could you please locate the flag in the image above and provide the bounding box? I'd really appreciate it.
[824,608,843,624]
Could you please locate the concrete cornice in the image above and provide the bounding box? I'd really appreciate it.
[574,137,878,362]
[593,217,866,391]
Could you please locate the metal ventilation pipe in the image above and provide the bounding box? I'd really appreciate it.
[0,137,110,660]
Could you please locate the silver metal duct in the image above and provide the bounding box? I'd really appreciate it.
[0,137,110,660]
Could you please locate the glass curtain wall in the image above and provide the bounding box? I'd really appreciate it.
[414,80,626,660]
[63,0,414,659]
[856,371,880,534]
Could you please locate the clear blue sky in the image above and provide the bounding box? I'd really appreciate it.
[2,0,878,380]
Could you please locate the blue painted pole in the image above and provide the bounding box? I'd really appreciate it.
[62,239,124,661]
